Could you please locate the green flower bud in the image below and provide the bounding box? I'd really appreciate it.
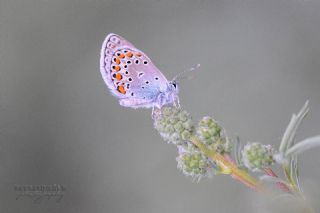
[153,106,194,145]
[176,145,220,181]
[242,142,274,172]
[196,116,231,154]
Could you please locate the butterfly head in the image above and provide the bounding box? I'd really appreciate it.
[153,80,179,108]
[168,80,179,94]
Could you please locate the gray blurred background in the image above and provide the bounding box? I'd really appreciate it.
[1,0,320,212]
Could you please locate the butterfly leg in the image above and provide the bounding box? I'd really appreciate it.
[151,106,162,119]
[151,106,155,119]
[173,96,181,108]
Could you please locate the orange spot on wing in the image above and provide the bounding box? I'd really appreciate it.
[126,52,133,58]
[113,65,121,71]
[115,58,120,64]
[117,85,126,94]
[119,53,125,58]
[136,52,142,57]
[115,73,122,80]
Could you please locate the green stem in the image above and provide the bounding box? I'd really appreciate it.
[283,164,301,194]
[190,135,264,192]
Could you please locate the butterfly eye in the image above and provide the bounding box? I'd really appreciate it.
[172,82,177,88]
[143,60,148,65]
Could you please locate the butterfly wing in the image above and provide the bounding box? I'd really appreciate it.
[100,33,169,108]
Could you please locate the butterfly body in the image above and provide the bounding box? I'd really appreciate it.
[100,33,179,109]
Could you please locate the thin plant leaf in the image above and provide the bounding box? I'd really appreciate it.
[279,101,309,153]
[291,155,302,193]
[286,135,320,156]
[234,136,242,166]
[280,115,297,153]
[286,101,310,151]
[279,101,310,192]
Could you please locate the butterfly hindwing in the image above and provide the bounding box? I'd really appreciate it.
[100,33,168,106]
[100,34,135,97]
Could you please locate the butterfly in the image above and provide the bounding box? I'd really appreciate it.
[100,33,180,109]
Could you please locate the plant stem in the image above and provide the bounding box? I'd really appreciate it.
[283,165,299,193]
[190,135,265,192]
[264,168,291,193]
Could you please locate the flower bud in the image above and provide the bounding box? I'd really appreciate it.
[242,142,274,172]
[196,116,231,154]
[176,145,220,181]
[153,106,194,145]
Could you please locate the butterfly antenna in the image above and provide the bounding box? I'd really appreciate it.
[173,63,200,82]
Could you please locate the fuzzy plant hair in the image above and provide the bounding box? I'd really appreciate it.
[152,101,320,212]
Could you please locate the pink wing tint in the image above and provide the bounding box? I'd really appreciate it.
[100,33,168,103]
[100,33,135,97]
